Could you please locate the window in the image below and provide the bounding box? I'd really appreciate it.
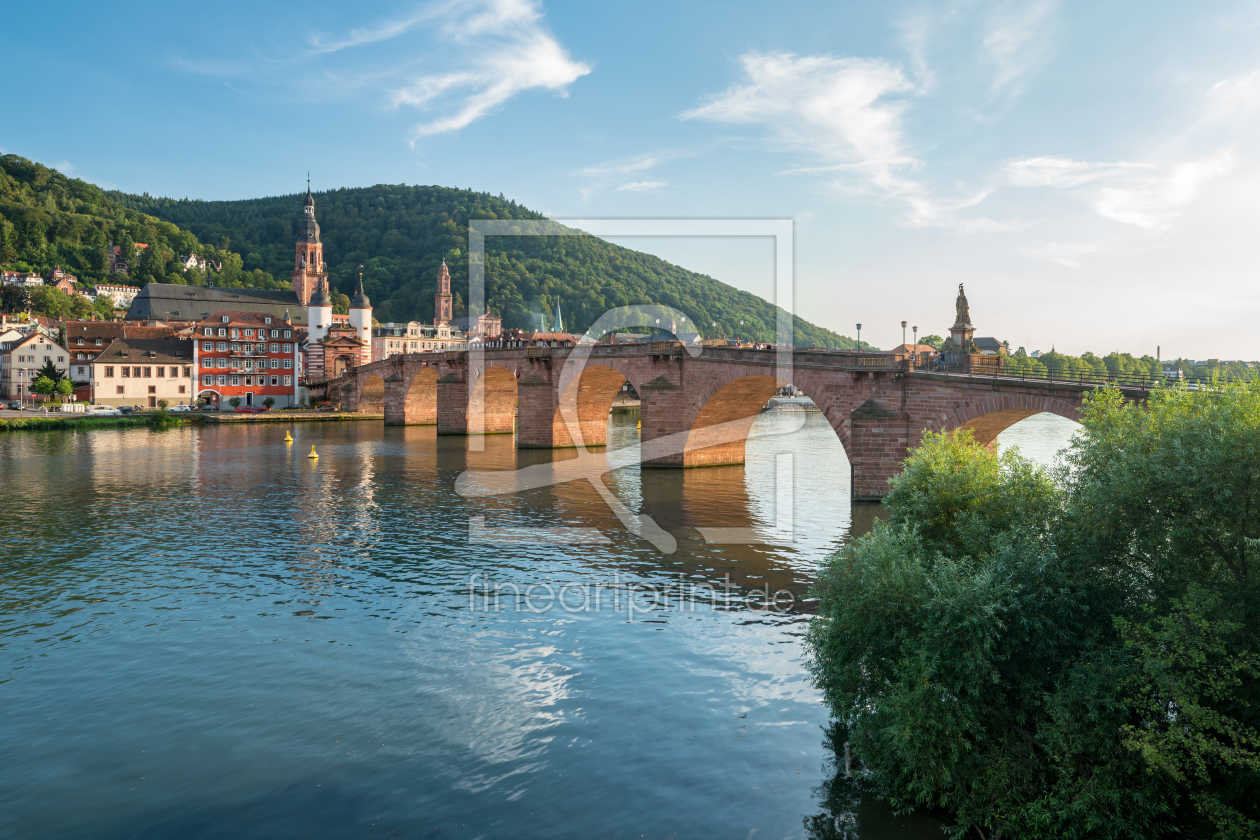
[143,367,152,378]
[230,329,239,339]
[203,341,213,351]
[122,367,130,378]
[178,384,186,394]
[57,356,64,363]
[221,316,229,324]
[95,338,102,346]
[218,358,227,368]
[133,367,141,377]
[105,366,114,378]
[76,338,84,345]
[284,330,291,338]
[283,359,293,369]
[270,359,279,369]
[244,376,252,386]
[148,386,156,394]
[270,329,278,337]
[283,375,292,386]
[203,375,213,386]
[184,367,191,377]
[201,358,212,368]
[217,375,226,386]
[116,385,124,394]
[217,342,227,352]
[230,343,240,352]
[204,327,213,336]
[265,317,272,326]
[230,358,240,369]
[230,376,239,386]
[270,343,279,353]
[156,367,165,377]
[77,366,85,376]
[218,328,226,337]
[244,329,253,337]
[283,343,292,353]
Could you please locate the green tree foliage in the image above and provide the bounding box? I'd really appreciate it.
[55,378,73,397]
[806,385,1260,838]
[33,358,65,384]
[0,154,267,291]
[30,376,56,397]
[112,184,860,348]
[920,334,943,350]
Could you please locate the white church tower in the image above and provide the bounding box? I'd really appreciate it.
[349,269,372,364]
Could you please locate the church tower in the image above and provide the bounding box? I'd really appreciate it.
[291,180,326,306]
[434,260,452,325]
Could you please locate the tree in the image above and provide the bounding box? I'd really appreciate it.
[33,359,65,384]
[262,397,275,409]
[806,385,1260,839]
[920,334,943,350]
[30,376,56,398]
[55,378,73,399]
[228,396,241,408]
[157,399,168,410]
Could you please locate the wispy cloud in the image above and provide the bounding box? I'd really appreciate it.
[979,0,1059,96]
[580,153,668,177]
[683,51,1016,232]
[369,0,591,140]
[615,180,668,192]
[1004,151,1236,230]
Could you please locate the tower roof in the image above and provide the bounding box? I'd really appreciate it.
[309,277,332,308]
[300,180,321,242]
[351,272,370,309]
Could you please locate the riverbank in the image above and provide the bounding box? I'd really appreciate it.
[0,414,190,432]
[199,411,384,423]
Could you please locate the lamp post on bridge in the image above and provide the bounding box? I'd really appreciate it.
[912,326,918,370]
[901,321,907,353]
[856,324,862,351]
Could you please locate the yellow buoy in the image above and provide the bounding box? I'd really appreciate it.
[308,445,319,459]
[636,420,641,428]
[284,431,294,443]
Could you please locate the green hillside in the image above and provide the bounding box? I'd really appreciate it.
[111,184,863,348]
[0,154,278,294]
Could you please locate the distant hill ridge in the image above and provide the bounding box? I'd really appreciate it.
[113,184,862,347]
[0,153,861,347]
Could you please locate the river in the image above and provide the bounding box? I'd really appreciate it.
[0,409,1079,839]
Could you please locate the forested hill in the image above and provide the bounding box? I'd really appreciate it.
[111,184,862,347]
[0,155,276,291]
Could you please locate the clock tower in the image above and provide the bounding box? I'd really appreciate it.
[291,181,326,306]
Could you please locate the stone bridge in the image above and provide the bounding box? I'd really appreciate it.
[323,344,1147,499]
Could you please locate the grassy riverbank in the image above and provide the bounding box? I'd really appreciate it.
[0,414,191,432]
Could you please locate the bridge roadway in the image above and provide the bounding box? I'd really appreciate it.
[323,343,1147,499]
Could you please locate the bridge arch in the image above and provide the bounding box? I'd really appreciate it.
[358,374,385,415]
[474,365,518,435]
[403,367,438,425]
[933,394,1084,447]
[553,364,640,448]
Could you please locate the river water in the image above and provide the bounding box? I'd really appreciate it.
[0,410,1078,839]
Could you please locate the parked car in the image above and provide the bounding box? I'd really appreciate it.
[169,404,193,413]
[118,406,135,415]
[85,405,122,416]
[316,404,337,412]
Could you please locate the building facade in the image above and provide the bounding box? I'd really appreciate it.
[94,284,141,308]
[193,311,300,408]
[371,321,469,360]
[0,332,69,401]
[90,339,195,407]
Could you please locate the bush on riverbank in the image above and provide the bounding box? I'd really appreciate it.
[0,413,190,432]
[806,383,1260,840]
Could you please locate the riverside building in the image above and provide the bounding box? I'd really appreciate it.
[193,311,299,409]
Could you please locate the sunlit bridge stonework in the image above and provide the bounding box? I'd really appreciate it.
[325,341,1149,499]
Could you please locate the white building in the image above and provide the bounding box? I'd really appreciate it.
[0,332,69,402]
[1,271,44,288]
[92,284,141,308]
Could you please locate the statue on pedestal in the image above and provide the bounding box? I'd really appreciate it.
[954,283,971,328]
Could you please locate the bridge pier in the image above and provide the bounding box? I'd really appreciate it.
[639,376,689,467]
[849,398,914,501]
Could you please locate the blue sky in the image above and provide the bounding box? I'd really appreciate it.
[6,0,1260,357]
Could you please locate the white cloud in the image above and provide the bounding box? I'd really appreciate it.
[980,0,1059,95]
[1005,151,1236,230]
[684,51,1017,232]
[307,1,588,140]
[615,180,668,192]
[1025,240,1108,268]
[580,153,667,177]
[54,161,74,175]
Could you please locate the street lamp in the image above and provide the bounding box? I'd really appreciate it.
[901,321,907,350]
[856,323,862,350]
[912,326,918,370]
